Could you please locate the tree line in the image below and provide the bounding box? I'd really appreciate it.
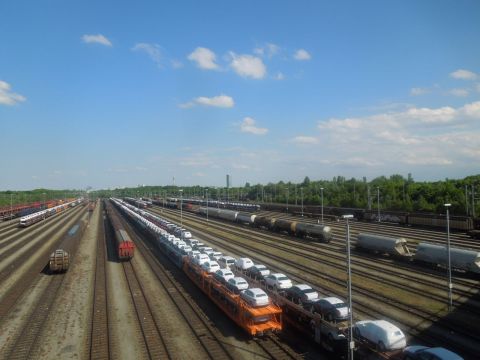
[92,173,480,217]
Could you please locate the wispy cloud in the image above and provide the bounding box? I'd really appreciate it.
[274,72,285,80]
[132,43,162,67]
[81,34,112,47]
[254,43,280,58]
[449,88,469,97]
[410,87,429,96]
[240,117,268,135]
[450,69,477,80]
[0,80,26,106]
[188,47,219,70]
[179,94,234,109]
[293,49,311,61]
[229,52,266,79]
[291,136,318,145]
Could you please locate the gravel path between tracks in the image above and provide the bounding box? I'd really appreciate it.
[107,249,148,359]
[130,245,208,358]
[31,209,99,359]
[0,276,50,356]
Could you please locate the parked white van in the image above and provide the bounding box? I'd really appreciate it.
[218,256,236,269]
[354,320,406,351]
[235,257,254,270]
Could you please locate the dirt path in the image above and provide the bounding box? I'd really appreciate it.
[31,208,99,359]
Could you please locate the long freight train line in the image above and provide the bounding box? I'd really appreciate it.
[2,212,88,360]
[88,203,111,360]
[156,207,480,359]
[119,203,302,359]
[156,207,479,303]
[281,211,480,250]
[175,206,480,292]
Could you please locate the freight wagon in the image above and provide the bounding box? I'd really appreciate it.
[105,201,135,260]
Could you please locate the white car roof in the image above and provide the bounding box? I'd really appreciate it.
[248,288,267,295]
[271,273,287,278]
[322,297,344,304]
[357,320,402,332]
[295,284,313,291]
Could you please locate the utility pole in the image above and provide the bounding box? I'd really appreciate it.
[465,185,469,216]
[472,184,476,218]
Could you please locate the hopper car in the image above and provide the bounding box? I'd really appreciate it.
[110,198,283,336]
[197,207,332,243]
[105,202,135,260]
[356,233,480,275]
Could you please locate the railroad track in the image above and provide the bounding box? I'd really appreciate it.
[2,212,87,360]
[117,211,238,360]
[89,204,111,360]
[0,206,84,321]
[0,207,81,283]
[122,260,170,359]
[156,207,480,359]
[254,335,304,359]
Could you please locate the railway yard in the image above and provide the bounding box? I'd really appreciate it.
[0,199,479,359]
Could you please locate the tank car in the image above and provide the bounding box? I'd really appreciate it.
[414,243,480,274]
[271,219,295,234]
[236,212,257,225]
[253,215,274,229]
[217,209,238,222]
[293,222,332,243]
[356,233,411,257]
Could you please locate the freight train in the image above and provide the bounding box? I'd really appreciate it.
[111,198,283,336]
[18,199,82,227]
[105,201,135,260]
[356,233,480,275]
[111,198,468,358]
[261,202,475,232]
[197,207,332,243]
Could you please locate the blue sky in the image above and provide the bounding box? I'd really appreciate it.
[1,0,479,190]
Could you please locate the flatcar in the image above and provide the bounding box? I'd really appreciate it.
[106,202,135,260]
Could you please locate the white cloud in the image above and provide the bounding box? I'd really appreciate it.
[449,88,469,97]
[450,69,477,80]
[179,94,234,109]
[254,43,280,58]
[240,117,268,135]
[194,95,234,108]
[293,49,311,61]
[171,60,183,69]
[187,47,219,70]
[291,136,319,144]
[0,81,26,106]
[316,101,480,168]
[229,52,266,79]
[476,83,480,93]
[274,72,285,80]
[410,87,429,96]
[132,43,162,67]
[81,34,112,47]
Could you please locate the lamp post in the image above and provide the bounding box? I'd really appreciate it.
[10,193,13,219]
[342,214,355,360]
[320,187,324,225]
[301,188,304,217]
[286,187,289,213]
[376,186,381,223]
[180,189,183,229]
[445,203,453,312]
[206,188,209,222]
[43,193,46,221]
